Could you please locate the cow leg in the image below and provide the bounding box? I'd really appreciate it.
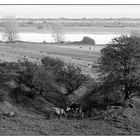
[63,110,67,119]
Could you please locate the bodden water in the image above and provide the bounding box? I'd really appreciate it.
[0,32,122,44]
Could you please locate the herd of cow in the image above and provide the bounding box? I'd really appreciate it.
[50,104,84,119]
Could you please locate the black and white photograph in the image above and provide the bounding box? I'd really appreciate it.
[0,2,140,136]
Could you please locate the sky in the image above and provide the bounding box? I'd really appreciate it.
[0,5,140,18]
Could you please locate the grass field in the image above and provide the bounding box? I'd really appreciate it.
[1,95,140,135]
[0,42,103,77]
[1,23,140,135]
[1,18,140,34]
[0,26,139,34]
[1,42,140,135]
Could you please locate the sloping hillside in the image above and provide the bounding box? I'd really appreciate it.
[1,96,140,135]
[0,43,140,135]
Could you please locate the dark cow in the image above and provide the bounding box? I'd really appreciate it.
[67,104,84,118]
[69,104,81,112]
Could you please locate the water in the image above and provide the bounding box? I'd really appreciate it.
[0,32,121,44]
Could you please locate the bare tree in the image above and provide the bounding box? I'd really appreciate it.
[3,17,18,42]
[51,22,65,43]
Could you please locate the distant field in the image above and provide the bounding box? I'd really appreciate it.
[1,17,138,75]
[1,18,140,34]
[0,42,104,77]
[0,26,139,34]
[1,18,140,135]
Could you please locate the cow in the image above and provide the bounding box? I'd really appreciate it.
[67,104,84,118]
[50,107,67,119]
[69,104,81,112]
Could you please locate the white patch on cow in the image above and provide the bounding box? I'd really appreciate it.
[53,107,66,116]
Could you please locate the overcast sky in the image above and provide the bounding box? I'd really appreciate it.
[0,5,140,18]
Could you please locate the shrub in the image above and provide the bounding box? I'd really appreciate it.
[32,66,56,93]
[80,36,96,45]
[77,82,107,117]
[103,90,125,107]
[41,56,65,75]
[0,62,21,71]
[43,40,46,44]
[10,85,37,102]
[70,36,95,45]
[41,57,90,95]
[55,63,90,94]
[10,56,90,107]
[16,60,39,88]
[10,60,40,101]
[80,81,125,114]
[10,58,61,102]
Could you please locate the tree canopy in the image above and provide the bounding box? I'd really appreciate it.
[98,35,140,100]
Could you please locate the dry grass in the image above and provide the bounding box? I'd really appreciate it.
[0,111,125,136]
[1,42,140,135]
[0,42,102,77]
[1,95,140,135]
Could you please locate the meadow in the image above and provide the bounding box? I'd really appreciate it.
[1,41,140,135]
[1,18,140,135]
[1,18,140,34]
[0,42,103,77]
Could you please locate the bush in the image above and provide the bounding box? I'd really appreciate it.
[55,63,90,94]
[10,85,37,102]
[33,66,56,93]
[10,60,40,101]
[81,36,96,45]
[10,58,60,102]
[41,57,90,94]
[80,81,125,115]
[10,56,89,105]
[81,83,103,104]
[41,56,65,75]
[103,90,125,107]
[16,60,39,88]
[0,62,21,71]
[70,36,95,45]
[43,40,46,44]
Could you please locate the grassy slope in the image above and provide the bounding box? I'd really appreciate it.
[1,96,140,135]
[1,42,140,135]
[0,115,125,135]
[0,42,102,77]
